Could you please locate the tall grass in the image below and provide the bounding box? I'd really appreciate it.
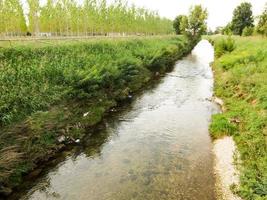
[214,36,236,58]
[0,37,192,126]
[210,36,267,200]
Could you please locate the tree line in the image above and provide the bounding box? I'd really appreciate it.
[214,2,266,37]
[173,2,267,37]
[0,0,174,37]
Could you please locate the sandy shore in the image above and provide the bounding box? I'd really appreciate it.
[213,136,242,200]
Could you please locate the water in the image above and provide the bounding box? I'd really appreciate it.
[19,40,218,200]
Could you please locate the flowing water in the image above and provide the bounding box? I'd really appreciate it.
[19,40,219,200]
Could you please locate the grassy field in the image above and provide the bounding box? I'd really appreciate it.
[209,36,267,200]
[0,35,175,48]
[0,36,194,195]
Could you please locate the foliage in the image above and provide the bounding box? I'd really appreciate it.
[0,0,27,36]
[231,2,254,35]
[179,15,189,35]
[242,26,254,36]
[214,26,223,34]
[257,3,267,36]
[214,36,236,57]
[173,15,185,35]
[0,0,174,36]
[222,23,233,35]
[27,0,40,35]
[181,5,208,41]
[211,36,267,200]
[0,36,190,127]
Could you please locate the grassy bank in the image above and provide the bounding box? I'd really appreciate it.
[0,36,194,195]
[209,36,267,200]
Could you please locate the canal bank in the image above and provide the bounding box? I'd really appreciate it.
[0,37,194,197]
[10,40,220,200]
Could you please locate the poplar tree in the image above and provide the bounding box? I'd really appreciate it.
[27,0,40,35]
[1,0,27,36]
[1,0,174,36]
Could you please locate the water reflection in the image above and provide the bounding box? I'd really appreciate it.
[19,40,218,200]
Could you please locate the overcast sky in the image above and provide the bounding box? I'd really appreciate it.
[22,0,266,30]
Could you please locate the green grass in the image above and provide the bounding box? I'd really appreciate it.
[0,36,194,195]
[209,36,267,200]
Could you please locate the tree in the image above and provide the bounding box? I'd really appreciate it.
[1,0,174,36]
[214,26,223,34]
[257,3,267,36]
[179,15,188,35]
[231,2,254,35]
[27,0,40,35]
[242,26,254,36]
[181,5,208,41]
[222,23,233,35]
[0,0,27,36]
[173,15,185,35]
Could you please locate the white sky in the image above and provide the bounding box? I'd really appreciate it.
[22,0,266,30]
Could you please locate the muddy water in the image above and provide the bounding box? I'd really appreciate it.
[20,40,218,200]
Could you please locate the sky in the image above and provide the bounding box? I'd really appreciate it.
[22,0,266,30]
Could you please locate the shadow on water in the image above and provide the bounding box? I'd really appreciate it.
[12,40,220,200]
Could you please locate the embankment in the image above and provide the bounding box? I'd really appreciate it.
[0,36,195,196]
[209,36,267,200]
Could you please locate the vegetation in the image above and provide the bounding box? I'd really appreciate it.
[209,36,267,200]
[242,26,254,36]
[0,0,174,37]
[173,15,185,35]
[257,3,267,37]
[230,2,254,36]
[0,0,27,35]
[173,5,208,42]
[216,2,259,36]
[212,36,236,57]
[0,36,194,195]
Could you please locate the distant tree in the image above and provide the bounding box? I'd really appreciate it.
[257,3,267,36]
[231,2,254,35]
[173,15,185,35]
[222,23,233,35]
[207,28,214,35]
[0,0,27,36]
[242,26,254,36]
[1,0,174,36]
[39,0,54,33]
[179,15,188,34]
[182,5,208,41]
[214,26,223,34]
[27,0,40,35]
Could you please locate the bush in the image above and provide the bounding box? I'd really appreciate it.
[242,26,254,36]
[215,36,236,57]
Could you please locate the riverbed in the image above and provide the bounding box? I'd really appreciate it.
[17,40,218,200]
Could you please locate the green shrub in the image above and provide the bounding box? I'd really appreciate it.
[215,36,236,57]
[242,26,254,36]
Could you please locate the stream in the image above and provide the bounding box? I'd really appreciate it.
[17,40,218,200]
